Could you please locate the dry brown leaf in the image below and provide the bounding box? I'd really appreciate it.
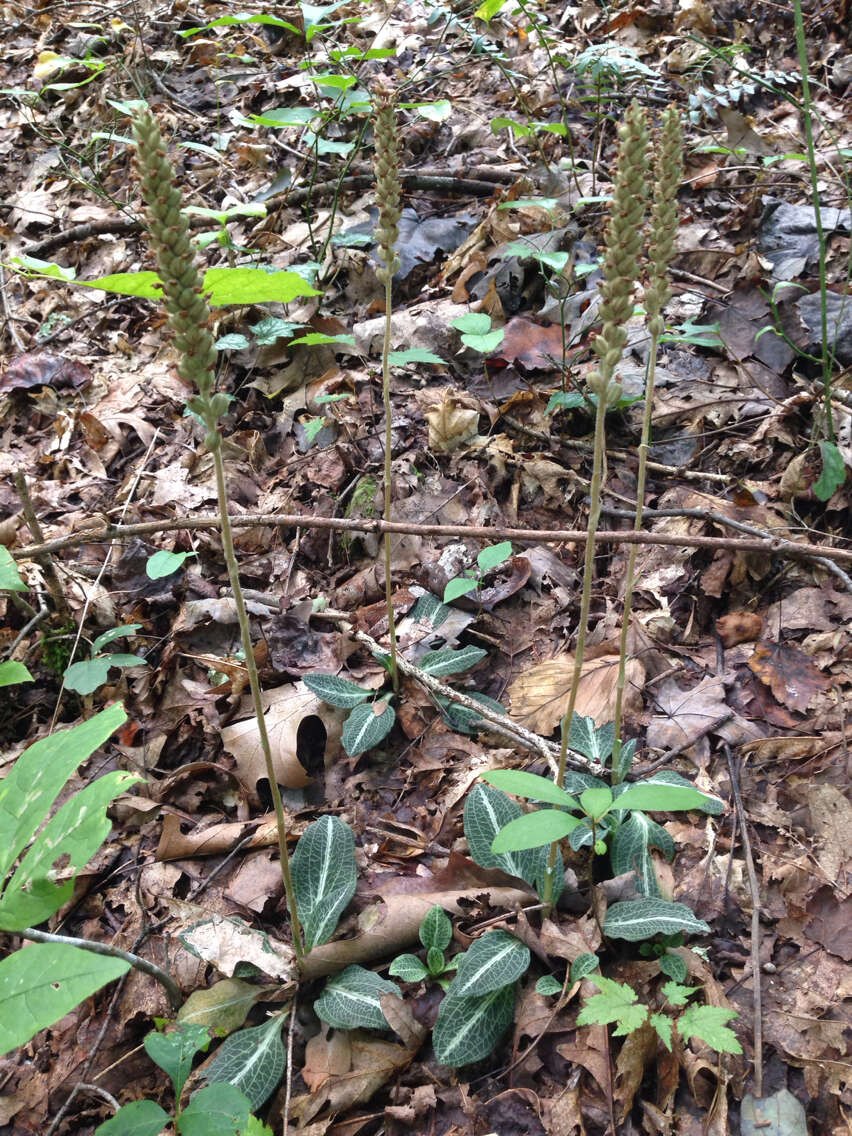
[715,611,763,647]
[614,1020,657,1123]
[221,682,345,803]
[646,675,762,760]
[748,641,832,713]
[379,994,428,1050]
[303,1027,353,1092]
[508,651,645,734]
[424,388,480,452]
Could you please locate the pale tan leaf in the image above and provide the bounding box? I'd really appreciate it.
[508,652,645,735]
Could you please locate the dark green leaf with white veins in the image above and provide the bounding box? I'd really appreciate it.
[420,905,453,951]
[609,811,674,899]
[341,700,395,756]
[568,714,614,763]
[314,965,400,1030]
[203,1014,286,1110]
[303,673,373,709]
[451,931,530,996]
[463,784,538,884]
[604,899,711,942]
[389,954,429,982]
[433,983,515,1066]
[291,815,357,950]
[419,646,487,677]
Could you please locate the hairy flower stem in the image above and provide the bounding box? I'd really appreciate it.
[541,103,649,911]
[133,109,305,961]
[612,107,683,780]
[374,87,402,691]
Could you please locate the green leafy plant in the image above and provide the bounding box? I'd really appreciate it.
[304,641,489,757]
[451,311,505,356]
[290,815,358,951]
[183,202,267,256]
[389,905,458,988]
[443,541,513,605]
[0,704,142,1057]
[62,623,149,695]
[146,549,197,579]
[95,1020,273,1136]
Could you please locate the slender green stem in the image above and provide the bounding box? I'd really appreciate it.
[792,0,834,441]
[212,441,306,962]
[381,272,399,691]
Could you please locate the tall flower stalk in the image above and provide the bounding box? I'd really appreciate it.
[373,86,402,691]
[541,102,650,910]
[612,107,683,778]
[133,110,306,962]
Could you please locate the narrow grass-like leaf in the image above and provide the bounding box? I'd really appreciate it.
[291,816,357,950]
[482,770,576,807]
[303,673,373,708]
[450,931,530,996]
[341,700,395,756]
[0,943,128,1058]
[603,899,711,942]
[419,646,487,676]
[491,808,582,853]
[203,1014,286,1109]
[433,984,514,1066]
[314,965,400,1030]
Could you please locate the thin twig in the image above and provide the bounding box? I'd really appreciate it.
[283,994,297,1136]
[724,743,763,1098]
[13,511,852,567]
[19,926,182,1009]
[13,471,71,618]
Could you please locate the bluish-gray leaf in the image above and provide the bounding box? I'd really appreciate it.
[433,984,515,1066]
[203,1014,286,1110]
[341,700,395,756]
[314,965,400,1030]
[603,899,711,942]
[291,816,357,950]
[450,931,529,996]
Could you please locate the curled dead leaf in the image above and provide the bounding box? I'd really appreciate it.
[716,611,763,648]
[424,388,480,452]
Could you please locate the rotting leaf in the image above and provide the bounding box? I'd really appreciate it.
[747,641,831,713]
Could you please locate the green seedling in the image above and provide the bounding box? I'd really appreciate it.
[0,705,141,1058]
[95,1020,274,1136]
[451,311,505,356]
[443,541,513,605]
[638,931,706,984]
[0,550,34,688]
[146,550,197,579]
[183,202,267,255]
[63,623,148,696]
[390,905,459,989]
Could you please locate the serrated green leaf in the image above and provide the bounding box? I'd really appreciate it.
[95,1099,170,1136]
[0,660,33,687]
[420,905,453,951]
[659,953,688,983]
[577,976,648,1034]
[291,816,357,950]
[677,1004,742,1053]
[450,931,529,996]
[650,1012,673,1050]
[814,440,846,501]
[609,811,674,898]
[302,673,373,708]
[477,541,512,572]
[146,550,196,579]
[314,965,399,1030]
[0,943,129,1058]
[570,953,600,983]
[433,984,514,1066]
[179,1082,251,1136]
[341,700,395,756]
[612,783,714,813]
[145,1024,211,1098]
[536,975,563,996]
[604,900,710,942]
[0,703,126,884]
[0,769,142,931]
[482,770,576,808]
[419,646,487,677]
[389,954,429,982]
[203,1014,286,1110]
[443,576,478,603]
[0,546,27,592]
[64,653,148,694]
[662,980,695,1006]
[491,808,582,853]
